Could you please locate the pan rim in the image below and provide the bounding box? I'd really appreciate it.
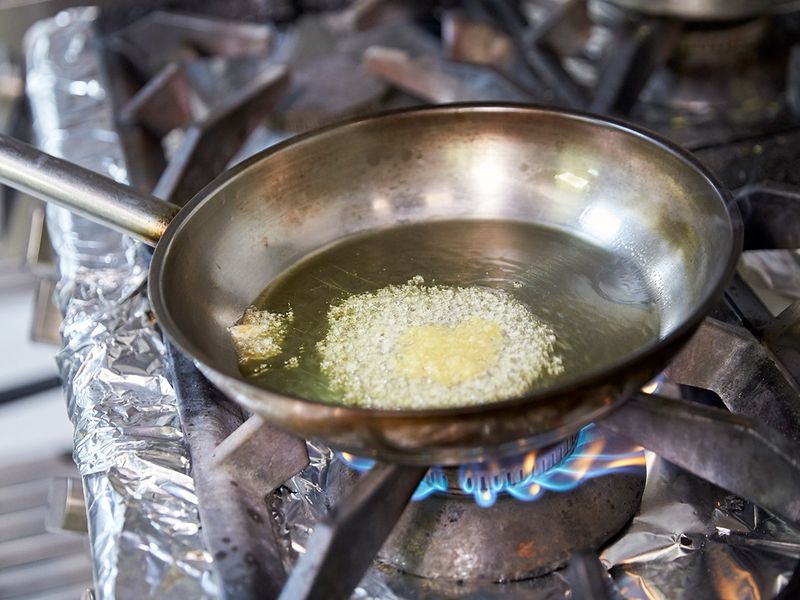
[149,102,743,419]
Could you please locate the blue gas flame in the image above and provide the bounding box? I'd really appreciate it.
[339,378,664,507]
[338,424,646,508]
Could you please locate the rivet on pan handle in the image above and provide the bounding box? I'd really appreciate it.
[0,133,179,246]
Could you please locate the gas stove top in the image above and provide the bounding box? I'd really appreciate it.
[17,1,800,599]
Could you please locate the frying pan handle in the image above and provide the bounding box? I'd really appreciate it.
[0,134,178,246]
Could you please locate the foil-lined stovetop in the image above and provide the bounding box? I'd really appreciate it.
[24,2,800,599]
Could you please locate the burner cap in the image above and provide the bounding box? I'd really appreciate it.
[423,433,579,504]
[378,471,644,582]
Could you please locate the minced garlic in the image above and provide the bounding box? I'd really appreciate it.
[228,307,293,366]
[394,317,504,386]
[316,277,563,409]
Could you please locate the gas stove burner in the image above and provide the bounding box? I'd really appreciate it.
[340,424,646,508]
[329,425,646,581]
[378,471,644,581]
[675,18,770,68]
[629,14,789,145]
[419,433,580,507]
[602,0,800,21]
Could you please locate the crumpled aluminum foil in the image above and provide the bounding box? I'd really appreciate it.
[739,251,800,316]
[604,453,800,600]
[25,8,217,599]
[270,442,409,600]
[272,440,800,599]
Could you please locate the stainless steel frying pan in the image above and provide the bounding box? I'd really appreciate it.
[0,104,741,465]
